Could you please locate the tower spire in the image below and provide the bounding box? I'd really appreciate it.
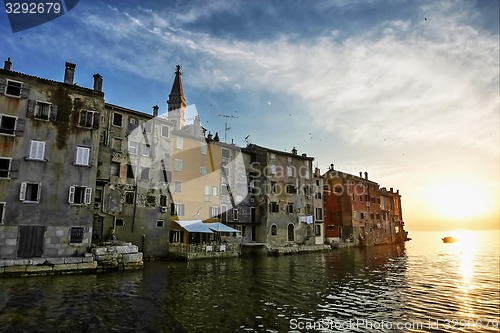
[167,64,186,129]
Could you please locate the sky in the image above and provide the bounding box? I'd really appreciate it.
[1,0,499,231]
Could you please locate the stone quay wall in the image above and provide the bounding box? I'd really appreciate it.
[0,243,143,277]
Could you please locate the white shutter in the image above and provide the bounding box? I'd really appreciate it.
[84,187,92,205]
[30,141,46,160]
[82,147,90,165]
[37,183,42,202]
[68,186,75,203]
[19,182,27,201]
[29,141,37,159]
[76,147,90,165]
[37,142,46,160]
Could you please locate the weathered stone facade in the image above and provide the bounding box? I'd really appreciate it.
[0,61,104,259]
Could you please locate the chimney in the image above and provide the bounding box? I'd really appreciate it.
[93,73,103,92]
[291,147,297,155]
[64,62,76,84]
[359,172,362,178]
[364,172,368,180]
[4,57,12,71]
[396,189,399,194]
[301,153,307,157]
[207,132,213,141]
[330,163,334,170]
[390,187,393,193]
[152,105,159,118]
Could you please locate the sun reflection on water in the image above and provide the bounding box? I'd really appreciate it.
[450,230,480,318]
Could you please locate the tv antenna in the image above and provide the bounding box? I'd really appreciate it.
[219,114,239,143]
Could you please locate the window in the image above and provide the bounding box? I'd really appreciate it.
[174,181,182,192]
[115,219,124,227]
[160,195,167,207]
[221,184,229,196]
[141,144,150,157]
[287,202,294,214]
[315,224,321,236]
[126,164,136,179]
[200,166,207,176]
[112,138,123,151]
[94,189,102,203]
[287,224,294,241]
[174,159,183,171]
[233,208,238,220]
[286,184,296,194]
[176,137,183,149]
[146,195,156,207]
[128,117,138,130]
[287,156,292,163]
[79,110,99,128]
[110,162,120,176]
[315,207,323,221]
[125,192,134,204]
[156,220,165,228]
[0,202,4,224]
[305,204,312,215]
[160,170,171,183]
[0,158,11,178]
[20,182,41,203]
[220,205,227,222]
[112,113,123,126]
[170,230,183,243]
[143,121,153,134]
[201,143,208,155]
[0,114,16,135]
[359,195,363,202]
[212,186,218,197]
[360,212,365,219]
[5,79,22,97]
[140,167,150,180]
[370,213,374,219]
[269,165,276,175]
[270,153,276,160]
[34,101,52,120]
[75,147,90,166]
[69,227,84,243]
[287,166,294,177]
[161,125,170,138]
[28,140,46,160]
[210,206,220,217]
[271,224,277,236]
[204,185,210,202]
[128,142,138,155]
[222,148,230,159]
[269,202,279,213]
[172,203,185,216]
[376,213,380,220]
[68,186,92,205]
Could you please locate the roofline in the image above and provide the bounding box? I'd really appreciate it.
[322,168,379,185]
[0,68,104,97]
[246,144,314,161]
[105,103,152,118]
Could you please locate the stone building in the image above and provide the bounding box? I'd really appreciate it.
[94,102,174,258]
[0,59,104,258]
[243,144,315,246]
[322,165,408,245]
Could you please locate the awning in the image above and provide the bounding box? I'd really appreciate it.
[205,222,241,233]
[176,220,214,233]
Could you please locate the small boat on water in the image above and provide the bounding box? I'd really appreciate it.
[442,236,459,243]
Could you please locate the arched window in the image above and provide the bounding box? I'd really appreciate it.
[271,224,277,236]
[287,223,294,241]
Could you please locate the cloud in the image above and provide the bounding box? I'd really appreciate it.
[9,1,496,155]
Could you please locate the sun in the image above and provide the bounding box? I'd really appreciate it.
[425,180,490,220]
